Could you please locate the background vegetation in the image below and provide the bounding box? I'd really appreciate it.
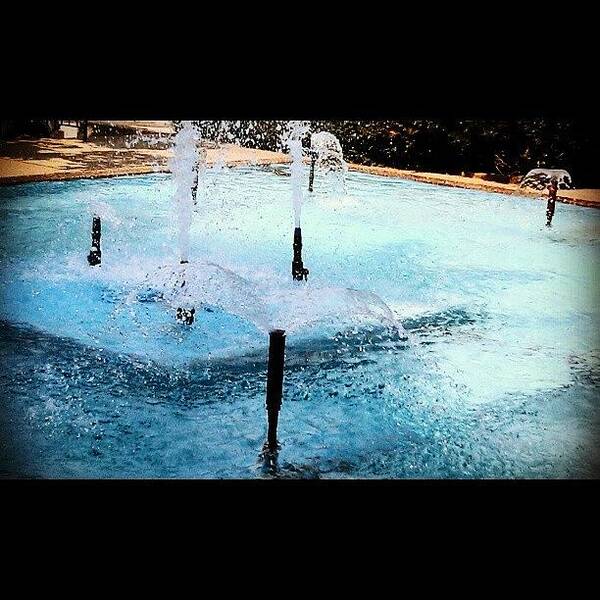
[213,120,597,187]
[3,120,597,187]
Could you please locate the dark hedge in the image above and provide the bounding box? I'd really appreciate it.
[198,120,598,187]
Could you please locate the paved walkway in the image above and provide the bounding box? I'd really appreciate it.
[1,136,598,209]
[0,138,289,185]
[349,164,600,209]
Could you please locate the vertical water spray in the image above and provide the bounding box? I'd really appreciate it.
[285,121,310,281]
[169,121,200,264]
[169,121,202,324]
[309,131,347,195]
[288,123,307,228]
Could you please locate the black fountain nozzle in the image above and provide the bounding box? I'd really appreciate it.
[191,169,199,205]
[87,215,101,266]
[308,149,317,193]
[264,329,286,454]
[292,227,309,281]
[176,307,195,325]
[176,260,194,323]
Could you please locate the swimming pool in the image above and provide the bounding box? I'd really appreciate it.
[1,166,599,478]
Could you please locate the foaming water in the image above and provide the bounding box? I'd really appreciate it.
[310,130,348,194]
[1,168,599,478]
[169,121,201,263]
[283,121,310,228]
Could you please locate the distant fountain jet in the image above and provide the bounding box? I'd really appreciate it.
[520,168,573,191]
[308,131,347,193]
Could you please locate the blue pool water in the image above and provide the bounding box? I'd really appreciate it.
[1,167,599,478]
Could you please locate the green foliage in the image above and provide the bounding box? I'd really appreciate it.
[199,119,597,187]
[310,120,597,186]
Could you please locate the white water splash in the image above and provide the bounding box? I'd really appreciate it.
[132,258,403,337]
[311,131,348,194]
[169,121,201,263]
[283,121,310,227]
[87,200,123,227]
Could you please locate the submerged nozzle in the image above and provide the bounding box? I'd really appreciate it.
[176,260,194,322]
[87,215,101,266]
[292,227,309,281]
[191,169,199,205]
[176,307,195,325]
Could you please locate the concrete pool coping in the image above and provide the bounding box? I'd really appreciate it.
[1,136,598,209]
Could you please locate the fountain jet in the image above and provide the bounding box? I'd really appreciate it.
[283,122,311,281]
[169,121,201,322]
[309,131,348,195]
[87,215,101,266]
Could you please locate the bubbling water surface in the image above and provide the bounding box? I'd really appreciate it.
[0,164,599,478]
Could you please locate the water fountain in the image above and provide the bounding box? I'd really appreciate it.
[0,119,440,479]
[520,168,573,190]
[121,120,400,345]
[308,130,348,194]
[169,121,202,324]
[4,118,597,479]
[284,121,311,281]
[170,120,200,265]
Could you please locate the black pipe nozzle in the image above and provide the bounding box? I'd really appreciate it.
[292,227,309,281]
[176,307,195,325]
[308,150,317,193]
[87,215,101,266]
[265,329,286,452]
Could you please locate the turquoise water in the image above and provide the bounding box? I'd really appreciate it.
[1,167,599,478]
